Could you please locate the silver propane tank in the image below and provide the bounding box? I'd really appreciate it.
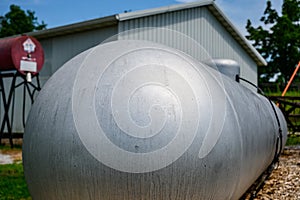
[23,40,287,200]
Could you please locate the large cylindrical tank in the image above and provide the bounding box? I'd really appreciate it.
[0,35,44,75]
[23,40,287,200]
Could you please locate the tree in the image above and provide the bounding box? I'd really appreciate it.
[0,4,46,38]
[246,0,300,84]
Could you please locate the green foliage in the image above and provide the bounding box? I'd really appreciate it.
[0,163,31,200]
[286,134,300,146]
[246,0,300,84]
[0,4,46,38]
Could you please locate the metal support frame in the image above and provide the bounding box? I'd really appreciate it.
[0,71,41,147]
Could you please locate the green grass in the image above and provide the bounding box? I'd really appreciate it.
[286,134,300,146]
[0,144,22,151]
[0,163,31,200]
[264,90,300,97]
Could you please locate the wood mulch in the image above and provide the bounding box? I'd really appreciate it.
[246,147,300,200]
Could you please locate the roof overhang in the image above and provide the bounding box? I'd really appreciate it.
[117,0,214,21]
[28,15,118,40]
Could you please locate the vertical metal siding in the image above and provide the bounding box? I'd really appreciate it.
[49,26,118,75]
[118,7,258,86]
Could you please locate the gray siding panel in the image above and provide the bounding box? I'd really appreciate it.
[118,7,258,86]
[39,25,118,80]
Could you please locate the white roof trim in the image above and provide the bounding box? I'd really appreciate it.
[29,15,118,39]
[117,0,214,21]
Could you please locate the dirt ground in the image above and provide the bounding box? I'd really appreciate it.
[0,139,23,164]
[0,149,22,164]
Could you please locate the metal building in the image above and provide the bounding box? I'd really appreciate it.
[11,0,266,133]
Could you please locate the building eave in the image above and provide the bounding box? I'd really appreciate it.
[28,15,118,40]
[117,0,215,21]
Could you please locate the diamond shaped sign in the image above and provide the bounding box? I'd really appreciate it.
[23,38,36,53]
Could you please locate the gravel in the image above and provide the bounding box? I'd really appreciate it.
[246,147,300,200]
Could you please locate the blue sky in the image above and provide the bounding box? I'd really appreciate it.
[0,0,283,36]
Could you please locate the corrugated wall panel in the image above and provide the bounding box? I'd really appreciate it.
[118,7,258,86]
[49,25,118,76]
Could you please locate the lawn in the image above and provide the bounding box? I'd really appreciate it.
[264,90,300,97]
[0,163,31,200]
[286,134,300,146]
